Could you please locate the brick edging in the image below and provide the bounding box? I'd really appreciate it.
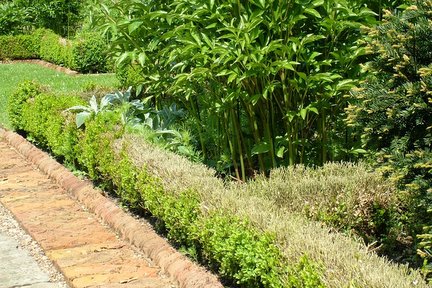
[0,128,223,288]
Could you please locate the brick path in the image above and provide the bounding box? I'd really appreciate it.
[0,141,176,288]
[0,130,223,288]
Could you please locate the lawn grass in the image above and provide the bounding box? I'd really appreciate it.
[0,62,119,128]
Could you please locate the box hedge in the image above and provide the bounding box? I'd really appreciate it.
[0,29,110,73]
[0,34,40,60]
[7,81,428,287]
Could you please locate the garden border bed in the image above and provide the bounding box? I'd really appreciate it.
[0,127,222,288]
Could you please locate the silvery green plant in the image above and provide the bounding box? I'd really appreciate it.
[66,94,114,128]
[66,87,144,128]
[104,87,150,126]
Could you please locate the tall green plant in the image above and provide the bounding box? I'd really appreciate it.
[4,0,85,37]
[0,1,30,35]
[99,0,393,178]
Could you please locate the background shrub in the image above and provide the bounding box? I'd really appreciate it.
[0,34,40,60]
[99,0,413,180]
[7,81,44,131]
[39,29,74,68]
[116,63,145,94]
[6,0,84,37]
[0,1,30,35]
[0,28,111,73]
[347,1,432,268]
[71,32,109,73]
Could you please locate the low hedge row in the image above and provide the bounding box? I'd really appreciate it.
[38,29,74,68]
[0,29,110,73]
[0,34,40,60]
[8,81,428,287]
[8,80,325,287]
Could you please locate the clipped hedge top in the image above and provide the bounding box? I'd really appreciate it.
[7,81,428,287]
[117,133,425,288]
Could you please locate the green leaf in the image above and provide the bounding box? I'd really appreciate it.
[286,111,296,122]
[155,129,182,138]
[216,70,230,77]
[301,34,325,46]
[201,33,213,48]
[138,52,146,67]
[311,0,324,7]
[272,60,298,71]
[304,8,321,19]
[252,142,270,155]
[89,96,98,113]
[336,79,356,91]
[276,146,285,158]
[297,72,307,81]
[136,84,143,96]
[191,31,202,46]
[206,23,217,29]
[65,105,90,112]
[309,52,322,61]
[300,108,307,120]
[171,62,185,71]
[128,21,143,34]
[76,111,91,128]
[309,106,319,115]
[116,52,130,66]
[251,94,262,106]
[227,72,237,84]
[177,145,192,155]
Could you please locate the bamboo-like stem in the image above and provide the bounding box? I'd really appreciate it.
[242,99,266,172]
[320,110,327,165]
[189,97,206,158]
[259,100,277,169]
[231,107,246,180]
[224,111,241,180]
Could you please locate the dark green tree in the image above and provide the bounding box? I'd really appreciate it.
[0,0,85,37]
[347,1,432,276]
[0,1,30,35]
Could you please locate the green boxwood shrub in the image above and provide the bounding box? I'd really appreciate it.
[39,29,74,68]
[0,34,40,60]
[21,93,82,161]
[9,81,83,164]
[9,80,326,287]
[0,29,110,73]
[10,79,429,287]
[76,110,123,182]
[7,81,44,130]
[71,32,109,73]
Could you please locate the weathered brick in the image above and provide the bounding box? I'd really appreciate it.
[1,131,222,288]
